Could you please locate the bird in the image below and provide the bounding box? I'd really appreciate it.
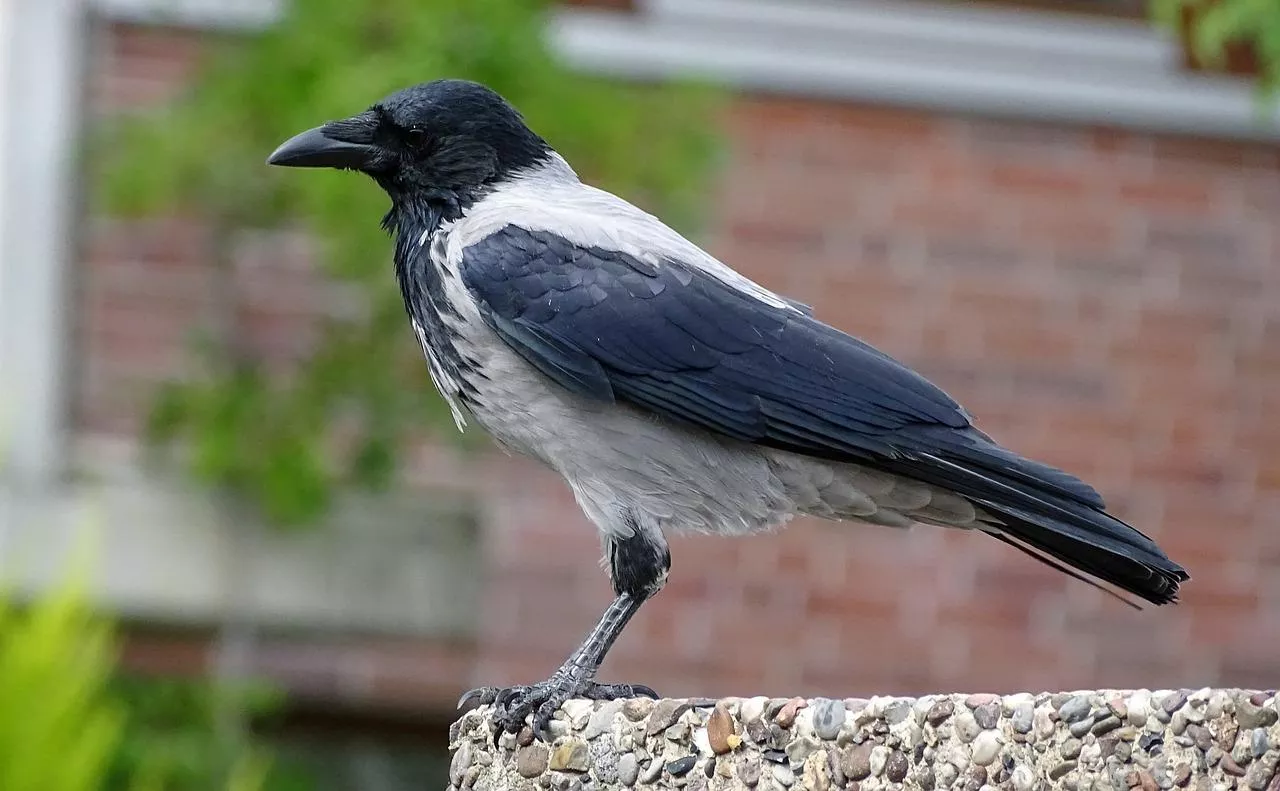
[268,79,1189,740]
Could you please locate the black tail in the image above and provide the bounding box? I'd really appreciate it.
[883,428,1189,606]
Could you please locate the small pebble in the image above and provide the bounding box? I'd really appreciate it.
[1108,697,1129,722]
[869,745,888,777]
[517,744,551,779]
[549,739,590,772]
[617,754,639,786]
[737,755,762,787]
[954,711,982,743]
[927,699,956,727]
[641,758,664,785]
[772,763,796,787]
[786,736,820,767]
[1173,764,1192,787]
[1238,698,1279,731]
[1250,729,1269,758]
[1012,765,1035,791]
[647,700,685,735]
[971,732,1002,766]
[1012,702,1035,734]
[886,751,909,783]
[584,701,624,740]
[1060,696,1092,724]
[1162,691,1189,715]
[708,705,739,755]
[1069,717,1095,738]
[1187,724,1213,752]
[1207,746,1224,767]
[813,699,847,740]
[1061,738,1082,760]
[667,756,698,777]
[623,698,654,721]
[937,762,959,788]
[966,694,999,708]
[562,700,594,729]
[741,698,768,724]
[1246,765,1272,791]
[1092,716,1123,736]
[775,698,807,729]
[451,743,471,786]
[842,744,873,781]
[1221,757,1245,777]
[973,704,999,731]
[1129,692,1152,726]
[1050,761,1078,782]
[885,700,913,726]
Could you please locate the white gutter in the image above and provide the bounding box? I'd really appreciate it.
[86,0,1279,140]
[548,0,1280,142]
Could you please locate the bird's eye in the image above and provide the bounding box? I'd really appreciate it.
[405,127,430,148]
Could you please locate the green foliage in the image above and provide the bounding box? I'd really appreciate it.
[107,676,291,791]
[0,548,124,791]
[93,0,723,527]
[0,523,301,791]
[1151,0,1280,103]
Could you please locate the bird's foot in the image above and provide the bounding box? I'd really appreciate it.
[458,675,658,742]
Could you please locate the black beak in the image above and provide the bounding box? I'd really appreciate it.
[267,126,377,170]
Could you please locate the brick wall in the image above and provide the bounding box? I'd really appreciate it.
[79,21,1280,708]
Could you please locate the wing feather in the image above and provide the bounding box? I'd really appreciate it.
[455,223,1187,605]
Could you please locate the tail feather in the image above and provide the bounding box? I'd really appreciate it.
[875,432,1189,606]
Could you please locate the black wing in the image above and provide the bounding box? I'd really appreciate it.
[458,224,1187,604]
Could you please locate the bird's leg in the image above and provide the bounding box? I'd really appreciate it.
[458,519,669,741]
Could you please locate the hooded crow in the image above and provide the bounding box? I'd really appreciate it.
[269,79,1189,740]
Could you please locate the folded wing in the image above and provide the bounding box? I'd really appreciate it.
[458,224,1188,604]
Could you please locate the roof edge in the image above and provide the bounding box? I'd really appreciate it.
[90,0,1280,141]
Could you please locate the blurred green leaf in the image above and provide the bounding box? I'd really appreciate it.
[1150,0,1280,101]
[0,545,124,791]
[0,529,294,791]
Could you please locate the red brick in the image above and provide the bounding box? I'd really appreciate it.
[987,162,1095,199]
[1150,136,1279,171]
[1117,177,1216,212]
[1017,208,1121,250]
[74,23,1280,708]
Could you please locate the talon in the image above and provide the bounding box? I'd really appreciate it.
[461,676,657,742]
[495,686,523,711]
[458,686,498,710]
[533,714,552,743]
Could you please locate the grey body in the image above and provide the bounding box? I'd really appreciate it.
[422,154,975,549]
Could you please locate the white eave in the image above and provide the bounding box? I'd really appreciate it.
[90,0,1280,141]
[549,0,1280,142]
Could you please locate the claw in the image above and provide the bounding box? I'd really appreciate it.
[459,676,660,742]
[457,686,499,711]
[533,712,553,743]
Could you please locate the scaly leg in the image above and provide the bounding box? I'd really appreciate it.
[458,522,670,741]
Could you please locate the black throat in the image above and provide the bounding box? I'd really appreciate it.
[384,192,481,412]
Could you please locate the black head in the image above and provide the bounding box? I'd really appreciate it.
[267,79,552,204]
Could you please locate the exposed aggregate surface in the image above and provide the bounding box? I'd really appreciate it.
[449,690,1280,791]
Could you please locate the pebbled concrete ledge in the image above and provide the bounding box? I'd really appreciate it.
[448,689,1280,791]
